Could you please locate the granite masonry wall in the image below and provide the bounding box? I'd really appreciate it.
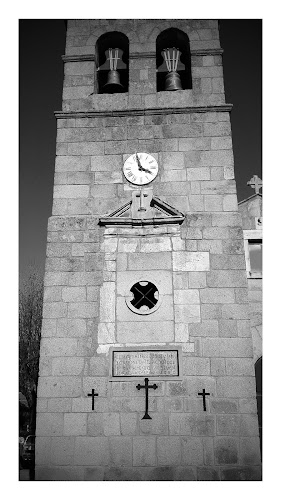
[35,19,261,481]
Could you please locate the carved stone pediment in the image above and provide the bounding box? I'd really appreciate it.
[98,191,185,227]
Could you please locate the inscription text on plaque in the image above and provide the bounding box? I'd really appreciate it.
[109,348,182,380]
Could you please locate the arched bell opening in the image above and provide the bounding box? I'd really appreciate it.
[255,356,262,459]
[156,28,192,92]
[96,31,129,94]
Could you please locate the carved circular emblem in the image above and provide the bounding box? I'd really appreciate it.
[125,280,161,315]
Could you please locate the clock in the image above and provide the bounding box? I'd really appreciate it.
[123,152,158,185]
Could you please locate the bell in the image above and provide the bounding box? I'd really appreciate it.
[103,69,124,93]
[164,70,182,91]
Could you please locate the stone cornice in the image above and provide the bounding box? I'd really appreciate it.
[61,48,223,63]
[191,48,223,56]
[62,54,95,62]
[55,104,232,119]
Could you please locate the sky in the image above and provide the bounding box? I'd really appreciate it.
[19,19,262,278]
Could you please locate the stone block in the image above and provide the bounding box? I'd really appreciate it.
[108,437,133,466]
[52,357,84,376]
[222,304,250,320]
[68,142,104,156]
[35,437,52,465]
[128,252,172,270]
[53,185,89,199]
[62,286,86,302]
[186,167,211,181]
[188,272,206,288]
[207,270,247,288]
[210,358,226,376]
[210,254,246,270]
[181,437,204,465]
[140,414,169,436]
[217,415,240,435]
[225,359,255,376]
[238,399,258,414]
[175,304,201,323]
[202,338,253,358]
[68,302,98,318]
[175,323,189,342]
[182,357,210,375]
[117,321,174,343]
[87,413,104,436]
[197,467,220,480]
[239,415,259,437]
[173,252,209,271]
[40,338,78,357]
[214,437,238,464]
[47,398,72,413]
[216,377,256,398]
[43,287,62,303]
[103,413,121,436]
[203,437,214,465]
[74,437,110,465]
[97,323,115,344]
[204,195,223,211]
[37,376,82,398]
[56,318,87,337]
[200,288,235,303]
[218,320,238,337]
[100,282,115,323]
[133,437,157,466]
[36,413,64,437]
[157,437,181,465]
[120,413,138,436]
[210,399,238,414]
[35,466,84,481]
[223,194,238,211]
[239,438,261,465]
[63,413,87,436]
[203,227,229,239]
[189,320,219,338]
[201,304,222,319]
[220,466,261,481]
[55,156,90,172]
[174,289,200,304]
[43,302,67,319]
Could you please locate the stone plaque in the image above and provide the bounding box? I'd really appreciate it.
[110,348,181,379]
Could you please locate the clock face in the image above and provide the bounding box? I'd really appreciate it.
[123,153,158,185]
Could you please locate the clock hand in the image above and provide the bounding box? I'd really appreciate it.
[135,153,152,174]
[135,153,143,171]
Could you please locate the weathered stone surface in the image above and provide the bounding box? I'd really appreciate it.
[157,437,181,465]
[197,467,220,480]
[216,415,240,436]
[36,413,64,436]
[133,437,157,466]
[214,437,238,464]
[210,399,238,414]
[182,357,210,375]
[120,413,138,436]
[36,466,84,480]
[173,252,210,271]
[239,438,261,465]
[181,437,204,465]
[202,338,253,357]
[108,437,133,466]
[63,413,87,435]
[117,321,174,343]
[74,437,110,465]
[220,466,261,481]
[216,377,256,398]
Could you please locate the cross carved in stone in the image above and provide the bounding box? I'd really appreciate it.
[131,189,153,219]
[87,388,99,410]
[247,175,262,194]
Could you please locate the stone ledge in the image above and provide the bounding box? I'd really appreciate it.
[55,104,233,120]
[61,48,223,64]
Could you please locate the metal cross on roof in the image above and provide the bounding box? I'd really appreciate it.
[247,175,262,194]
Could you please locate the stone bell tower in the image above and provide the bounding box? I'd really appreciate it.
[36,19,261,481]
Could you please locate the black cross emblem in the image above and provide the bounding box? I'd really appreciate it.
[130,281,158,310]
[88,388,99,410]
[198,388,210,411]
[136,377,158,419]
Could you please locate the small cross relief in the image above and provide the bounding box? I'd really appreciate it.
[247,175,262,194]
[131,189,153,219]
